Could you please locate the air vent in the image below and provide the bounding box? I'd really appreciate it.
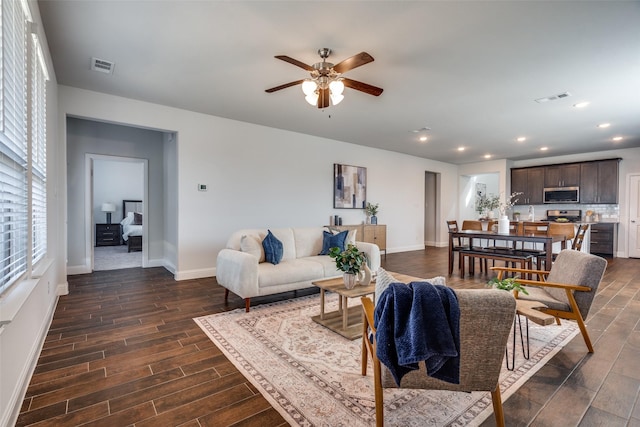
[90,57,115,74]
[535,91,571,103]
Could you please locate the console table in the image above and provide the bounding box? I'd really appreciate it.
[330,224,387,258]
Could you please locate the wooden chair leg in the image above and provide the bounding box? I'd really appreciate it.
[224,288,229,301]
[491,387,505,427]
[373,358,384,427]
[245,298,251,312]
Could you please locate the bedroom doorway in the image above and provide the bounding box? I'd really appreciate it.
[88,154,148,271]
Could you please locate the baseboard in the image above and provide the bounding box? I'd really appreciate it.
[57,282,69,296]
[174,267,216,281]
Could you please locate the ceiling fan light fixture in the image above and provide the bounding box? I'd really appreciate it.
[330,93,344,105]
[329,79,344,96]
[305,93,318,106]
[302,79,317,96]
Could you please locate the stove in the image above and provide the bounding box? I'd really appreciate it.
[546,209,582,222]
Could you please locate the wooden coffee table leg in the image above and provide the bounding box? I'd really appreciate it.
[342,296,349,330]
[320,289,326,320]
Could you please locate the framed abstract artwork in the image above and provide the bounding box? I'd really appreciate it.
[334,163,367,209]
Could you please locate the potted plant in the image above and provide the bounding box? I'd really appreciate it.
[329,244,367,289]
[487,277,529,295]
[365,202,379,224]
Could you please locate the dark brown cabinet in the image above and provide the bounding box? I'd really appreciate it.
[589,223,616,256]
[96,223,122,246]
[511,167,544,205]
[580,159,619,204]
[544,163,581,188]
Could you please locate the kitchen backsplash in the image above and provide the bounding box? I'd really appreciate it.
[510,203,619,222]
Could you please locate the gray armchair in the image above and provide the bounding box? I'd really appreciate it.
[361,289,516,427]
[491,249,607,352]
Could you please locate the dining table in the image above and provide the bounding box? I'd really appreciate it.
[449,228,567,276]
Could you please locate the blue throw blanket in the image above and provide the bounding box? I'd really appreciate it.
[375,282,460,386]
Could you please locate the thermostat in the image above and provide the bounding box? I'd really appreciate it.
[198,184,207,191]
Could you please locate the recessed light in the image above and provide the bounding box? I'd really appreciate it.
[419,136,428,142]
[597,123,611,128]
[540,147,549,151]
[516,137,526,142]
[612,136,623,141]
[484,154,492,159]
[573,101,590,108]
[457,147,465,152]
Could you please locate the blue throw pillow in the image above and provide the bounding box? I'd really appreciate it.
[262,230,284,265]
[319,230,348,255]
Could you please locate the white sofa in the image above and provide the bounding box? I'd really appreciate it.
[216,227,382,311]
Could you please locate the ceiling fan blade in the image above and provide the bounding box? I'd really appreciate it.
[342,78,384,96]
[318,87,330,108]
[275,55,314,71]
[332,52,374,74]
[265,80,305,93]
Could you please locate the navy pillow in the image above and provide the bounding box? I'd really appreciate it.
[262,230,284,265]
[319,230,348,255]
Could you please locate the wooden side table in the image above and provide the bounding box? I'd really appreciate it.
[96,223,122,246]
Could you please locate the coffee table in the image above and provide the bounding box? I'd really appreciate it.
[311,272,422,340]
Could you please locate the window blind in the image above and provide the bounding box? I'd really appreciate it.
[0,0,30,294]
[30,33,47,264]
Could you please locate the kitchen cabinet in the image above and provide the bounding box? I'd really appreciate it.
[511,167,544,205]
[589,223,617,256]
[544,163,581,188]
[580,159,619,204]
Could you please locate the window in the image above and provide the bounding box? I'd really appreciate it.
[0,0,48,295]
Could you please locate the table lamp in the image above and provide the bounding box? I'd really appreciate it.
[101,202,116,224]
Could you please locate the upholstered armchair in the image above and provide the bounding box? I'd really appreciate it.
[361,289,516,427]
[491,249,607,352]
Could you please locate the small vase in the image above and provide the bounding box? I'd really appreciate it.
[343,273,357,290]
[358,264,372,287]
[498,215,510,234]
[370,215,378,225]
[480,220,489,231]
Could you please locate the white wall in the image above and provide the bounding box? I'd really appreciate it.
[58,86,460,279]
[1,2,64,425]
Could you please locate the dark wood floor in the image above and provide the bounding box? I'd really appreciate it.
[16,248,640,426]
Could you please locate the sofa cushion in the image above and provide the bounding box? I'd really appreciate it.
[318,230,348,255]
[240,235,265,262]
[304,255,341,277]
[263,230,284,265]
[292,227,325,258]
[258,258,326,288]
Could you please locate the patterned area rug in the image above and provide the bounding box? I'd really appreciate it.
[194,293,578,426]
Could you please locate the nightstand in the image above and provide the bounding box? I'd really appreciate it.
[96,223,122,246]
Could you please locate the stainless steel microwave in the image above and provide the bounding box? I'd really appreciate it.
[543,187,579,204]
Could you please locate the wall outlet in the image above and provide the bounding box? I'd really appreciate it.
[198,184,207,191]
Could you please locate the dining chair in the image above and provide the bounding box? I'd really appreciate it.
[361,289,516,427]
[491,250,607,353]
[520,221,549,268]
[461,220,490,273]
[447,220,464,275]
[572,224,589,251]
[549,222,577,261]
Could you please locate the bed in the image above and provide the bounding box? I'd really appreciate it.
[121,199,143,252]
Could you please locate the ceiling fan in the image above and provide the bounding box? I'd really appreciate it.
[265,48,383,108]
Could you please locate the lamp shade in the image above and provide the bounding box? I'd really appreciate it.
[101,203,116,213]
[301,79,317,96]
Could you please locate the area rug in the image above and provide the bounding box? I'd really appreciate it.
[194,294,578,426]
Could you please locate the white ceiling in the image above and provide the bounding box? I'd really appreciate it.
[38,0,640,164]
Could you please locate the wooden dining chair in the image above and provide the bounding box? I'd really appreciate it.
[447,220,464,275]
[549,222,577,261]
[461,220,491,273]
[572,224,589,251]
[520,221,549,268]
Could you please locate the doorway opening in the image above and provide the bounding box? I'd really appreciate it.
[87,154,148,271]
[424,171,441,247]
